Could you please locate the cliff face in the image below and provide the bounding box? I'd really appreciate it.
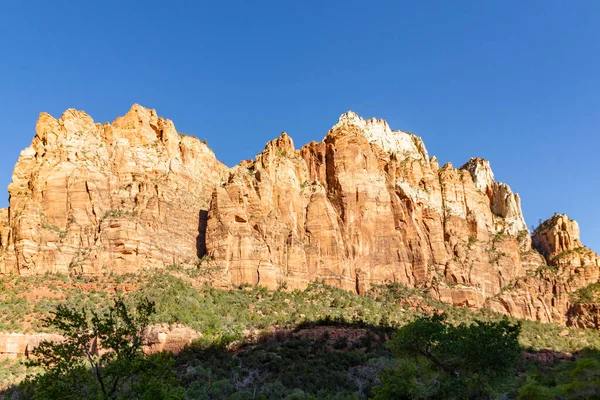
[0,105,228,275]
[206,112,538,309]
[486,214,600,323]
[1,106,598,325]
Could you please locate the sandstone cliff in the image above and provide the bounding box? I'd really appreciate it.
[207,112,536,306]
[486,214,600,324]
[0,105,228,275]
[1,107,598,326]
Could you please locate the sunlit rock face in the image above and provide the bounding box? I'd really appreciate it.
[460,158,528,237]
[0,105,228,275]
[207,111,545,311]
[486,213,599,324]
[1,107,598,326]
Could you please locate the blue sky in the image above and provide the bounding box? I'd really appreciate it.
[1,1,599,251]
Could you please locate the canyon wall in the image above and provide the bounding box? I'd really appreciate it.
[1,106,598,325]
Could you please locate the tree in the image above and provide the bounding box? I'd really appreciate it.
[373,314,522,399]
[27,298,183,400]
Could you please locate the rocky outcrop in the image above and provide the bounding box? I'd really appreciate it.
[142,324,201,354]
[461,158,528,237]
[0,105,228,275]
[1,106,597,325]
[568,303,600,329]
[0,324,200,359]
[486,214,600,323]
[532,214,585,261]
[0,332,63,359]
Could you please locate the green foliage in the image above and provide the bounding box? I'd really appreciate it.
[570,282,600,304]
[529,264,560,278]
[550,246,590,264]
[3,272,600,398]
[0,294,28,331]
[27,297,183,399]
[102,209,139,220]
[518,319,600,353]
[0,359,29,392]
[493,231,506,242]
[517,230,529,241]
[467,235,477,249]
[176,329,391,399]
[374,314,522,399]
[40,222,67,239]
[518,382,554,399]
[178,133,208,146]
[518,351,600,399]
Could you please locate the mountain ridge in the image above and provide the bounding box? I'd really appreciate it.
[1,104,598,327]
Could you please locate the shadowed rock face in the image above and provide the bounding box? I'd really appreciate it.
[1,107,598,325]
[0,324,200,359]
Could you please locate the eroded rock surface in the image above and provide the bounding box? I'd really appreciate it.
[0,105,228,275]
[0,324,200,359]
[486,214,599,323]
[1,107,598,325]
[206,112,540,312]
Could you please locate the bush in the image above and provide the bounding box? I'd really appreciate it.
[374,314,522,399]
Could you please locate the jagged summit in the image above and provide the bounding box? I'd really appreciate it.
[460,158,495,194]
[332,111,429,162]
[3,105,228,276]
[532,213,584,260]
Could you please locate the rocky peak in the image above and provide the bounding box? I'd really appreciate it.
[264,132,295,156]
[532,214,584,260]
[3,106,600,327]
[107,104,181,155]
[111,104,159,139]
[460,158,527,236]
[331,111,429,162]
[253,132,298,172]
[1,105,228,276]
[461,158,495,196]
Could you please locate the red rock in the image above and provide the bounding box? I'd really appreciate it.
[1,107,598,326]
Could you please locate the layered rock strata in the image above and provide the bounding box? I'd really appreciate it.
[0,324,200,359]
[206,112,537,311]
[0,105,228,275]
[1,107,598,325]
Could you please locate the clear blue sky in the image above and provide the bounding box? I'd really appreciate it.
[1,1,599,251]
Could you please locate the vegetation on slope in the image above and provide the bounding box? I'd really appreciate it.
[0,270,599,398]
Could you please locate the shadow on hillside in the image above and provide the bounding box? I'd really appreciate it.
[3,316,600,399]
[173,317,399,399]
[0,318,396,399]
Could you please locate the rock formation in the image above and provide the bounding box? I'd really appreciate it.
[0,105,228,275]
[1,106,598,325]
[0,324,200,359]
[486,214,599,323]
[207,112,536,307]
